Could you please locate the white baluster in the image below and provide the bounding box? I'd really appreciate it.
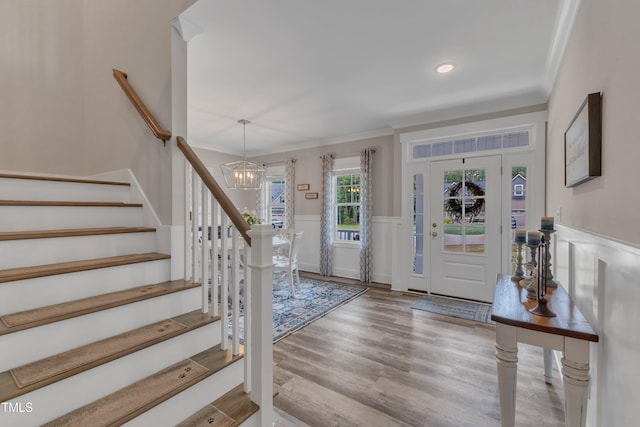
[211,198,220,317]
[220,214,229,350]
[244,244,252,393]
[232,227,240,356]
[184,161,192,281]
[191,175,199,283]
[201,188,209,313]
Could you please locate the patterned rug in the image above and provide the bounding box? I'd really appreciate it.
[411,294,494,324]
[229,278,368,343]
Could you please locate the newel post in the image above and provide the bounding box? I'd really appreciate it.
[247,224,274,426]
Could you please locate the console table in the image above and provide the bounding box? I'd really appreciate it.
[491,274,599,427]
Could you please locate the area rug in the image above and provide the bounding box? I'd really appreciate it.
[411,294,494,324]
[229,278,368,343]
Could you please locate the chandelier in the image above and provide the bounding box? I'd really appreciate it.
[220,119,265,190]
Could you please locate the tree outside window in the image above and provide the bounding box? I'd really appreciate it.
[335,173,360,241]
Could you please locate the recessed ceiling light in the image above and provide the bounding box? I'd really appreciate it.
[435,62,456,74]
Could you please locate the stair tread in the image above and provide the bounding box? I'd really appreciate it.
[0,200,142,207]
[0,279,195,335]
[42,345,244,427]
[0,227,156,241]
[0,310,218,402]
[0,173,130,186]
[176,383,259,427]
[0,252,170,284]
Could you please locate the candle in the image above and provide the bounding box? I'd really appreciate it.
[527,231,541,246]
[514,229,526,243]
[541,216,554,231]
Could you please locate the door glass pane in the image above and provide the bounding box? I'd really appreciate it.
[511,166,527,270]
[413,174,424,274]
[443,168,486,254]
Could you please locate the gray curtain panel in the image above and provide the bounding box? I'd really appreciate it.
[285,158,296,229]
[359,148,375,282]
[319,154,334,276]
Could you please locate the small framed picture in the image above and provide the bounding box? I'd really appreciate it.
[305,192,318,199]
[297,183,310,191]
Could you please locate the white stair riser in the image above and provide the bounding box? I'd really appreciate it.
[0,232,157,270]
[0,260,171,315]
[0,179,131,203]
[0,205,144,232]
[239,412,259,427]
[124,359,244,427]
[0,287,203,371]
[0,322,224,427]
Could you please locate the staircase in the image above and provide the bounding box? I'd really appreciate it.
[0,173,259,426]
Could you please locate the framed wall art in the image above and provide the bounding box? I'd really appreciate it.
[305,192,318,199]
[296,183,310,191]
[564,92,602,187]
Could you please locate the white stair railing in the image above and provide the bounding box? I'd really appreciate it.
[185,162,244,355]
[114,69,273,424]
[178,135,273,426]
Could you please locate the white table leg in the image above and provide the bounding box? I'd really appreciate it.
[562,338,590,427]
[495,323,518,427]
[544,348,553,384]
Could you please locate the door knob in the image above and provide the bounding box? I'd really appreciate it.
[431,231,438,237]
[432,222,437,228]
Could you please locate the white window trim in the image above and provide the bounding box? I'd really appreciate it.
[262,175,285,227]
[333,162,360,244]
[513,183,524,196]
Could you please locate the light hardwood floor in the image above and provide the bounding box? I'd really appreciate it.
[273,285,565,427]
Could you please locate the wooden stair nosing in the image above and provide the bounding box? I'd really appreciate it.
[0,173,130,187]
[0,252,170,284]
[0,200,142,207]
[0,227,157,241]
[211,383,260,426]
[0,310,220,402]
[0,279,198,336]
[44,344,244,427]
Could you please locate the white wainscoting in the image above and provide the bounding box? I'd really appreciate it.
[554,225,640,427]
[294,215,398,284]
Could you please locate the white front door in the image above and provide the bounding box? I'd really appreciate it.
[429,156,501,302]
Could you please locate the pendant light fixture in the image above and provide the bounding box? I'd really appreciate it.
[220,119,265,190]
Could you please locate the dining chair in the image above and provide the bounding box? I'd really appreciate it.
[273,230,303,298]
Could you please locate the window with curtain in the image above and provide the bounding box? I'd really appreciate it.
[333,156,360,242]
[260,164,286,229]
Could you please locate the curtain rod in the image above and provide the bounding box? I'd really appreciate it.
[260,158,297,167]
[318,147,377,159]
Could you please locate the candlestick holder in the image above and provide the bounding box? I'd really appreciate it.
[513,241,525,281]
[530,235,557,318]
[527,244,538,269]
[539,229,559,288]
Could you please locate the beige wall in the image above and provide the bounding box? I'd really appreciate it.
[1,0,195,224]
[548,1,640,425]
[0,0,85,173]
[248,134,395,217]
[547,0,640,245]
[191,147,255,211]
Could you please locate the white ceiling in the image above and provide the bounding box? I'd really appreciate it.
[182,0,577,156]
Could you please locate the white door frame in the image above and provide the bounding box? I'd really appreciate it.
[399,111,547,294]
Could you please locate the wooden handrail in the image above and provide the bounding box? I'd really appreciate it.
[177,136,252,246]
[112,69,172,143]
